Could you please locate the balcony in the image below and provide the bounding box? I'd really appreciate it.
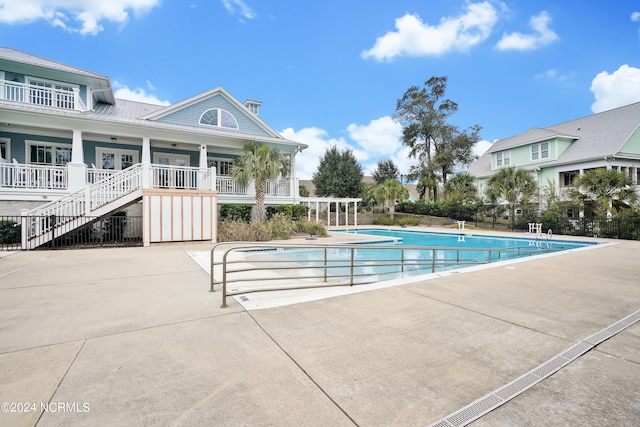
[1,161,291,197]
[0,80,87,111]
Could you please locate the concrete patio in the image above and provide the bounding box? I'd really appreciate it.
[0,229,638,426]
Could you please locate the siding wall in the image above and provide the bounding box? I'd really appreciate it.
[156,94,271,137]
[618,125,640,155]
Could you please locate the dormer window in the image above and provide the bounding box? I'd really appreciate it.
[244,99,262,115]
[199,108,239,130]
[531,142,549,161]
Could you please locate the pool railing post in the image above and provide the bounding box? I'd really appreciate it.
[220,250,229,308]
[350,247,355,285]
[401,249,405,273]
[431,249,435,272]
[323,247,327,282]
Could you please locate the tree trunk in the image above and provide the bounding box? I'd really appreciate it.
[255,181,266,222]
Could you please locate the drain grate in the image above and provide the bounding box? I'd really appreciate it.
[428,309,640,427]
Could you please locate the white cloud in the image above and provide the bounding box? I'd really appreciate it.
[346,116,403,157]
[632,12,640,22]
[590,64,640,113]
[281,116,413,180]
[221,0,256,20]
[0,0,160,35]
[361,1,499,61]
[496,11,558,51]
[281,127,357,180]
[113,82,170,105]
[473,139,492,158]
[535,68,575,82]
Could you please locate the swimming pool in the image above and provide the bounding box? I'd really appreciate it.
[270,228,595,284]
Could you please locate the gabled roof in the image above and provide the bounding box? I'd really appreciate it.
[469,102,640,177]
[140,86,283,139]
[0,46,114,104]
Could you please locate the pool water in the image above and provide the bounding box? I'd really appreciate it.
[337,228,590,251]
[272,229,594,284]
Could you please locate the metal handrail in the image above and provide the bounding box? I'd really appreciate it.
[210,242,561,308]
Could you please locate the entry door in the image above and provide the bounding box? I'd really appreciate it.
[97,148,138,170]
[154,153,190,188]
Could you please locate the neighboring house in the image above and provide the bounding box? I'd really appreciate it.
[0,47,306,248]
[469,102,640,216]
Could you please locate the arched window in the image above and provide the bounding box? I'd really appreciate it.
[199,108,239,130]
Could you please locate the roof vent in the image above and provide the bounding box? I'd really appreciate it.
[244,99,262,115]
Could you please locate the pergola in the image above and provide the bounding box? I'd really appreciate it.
[299,197,362,228]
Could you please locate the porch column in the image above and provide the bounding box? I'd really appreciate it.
[142,137,151,188]
[198,144,208,190]
[345,202,349,228]
[199,144,207,169]
[335,201,339,227]
[315,201,319,223]
[290,155,297,199]
[354,201,358,226]
[67,129,87,191]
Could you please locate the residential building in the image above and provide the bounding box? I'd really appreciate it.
[469,102,640,216]
[0,47,306,247]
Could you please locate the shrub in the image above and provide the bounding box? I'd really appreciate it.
[266,204,309,221]
[0,220,20,244]
[296,221,328,237]
[397,217,421,226]
[220,204,253,223]
[372,216,397,225]
[268,213,296,240]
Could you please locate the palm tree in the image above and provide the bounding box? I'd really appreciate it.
[485,166,536,229]
[374,179,410,220]
[571,168,638,218]
[231,140,289,223]
[444,172,477,203]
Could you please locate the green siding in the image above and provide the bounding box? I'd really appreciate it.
[556,137,573,157]
[509,146,530,167]
[618,125,640,155]
[538,167,557,189]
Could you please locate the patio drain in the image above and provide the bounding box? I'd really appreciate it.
[427,309,640,427]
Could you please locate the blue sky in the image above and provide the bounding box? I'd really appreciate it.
[1,0,640,179]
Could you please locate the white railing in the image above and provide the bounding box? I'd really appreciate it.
[0,161,68,189]
[0,81,86,111]
[90,164,144,210]
[150,164,210,189]
[216,176,247,194]
[23,165,144,245]
[266,178,291,196]
[86,167,117,184]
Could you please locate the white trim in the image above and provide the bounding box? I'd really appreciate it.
[96,147,139,170]
[207,157,233,175]
[0,137,10,162]
[153,152,190,167]
[25,139,72,166]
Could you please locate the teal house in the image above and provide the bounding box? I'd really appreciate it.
[0,47,307,247]
[469,102,640,218]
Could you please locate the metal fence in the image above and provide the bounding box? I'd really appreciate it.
[530,217,640,240]
[0,214,143,250]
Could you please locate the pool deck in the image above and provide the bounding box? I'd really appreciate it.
[0,226,639,426]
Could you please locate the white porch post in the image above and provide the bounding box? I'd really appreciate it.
[198,144,208,190]
[315,201,319,223]
[142,137,151,188]
[67,129,86,191]
[327,202,330,228]
[345,202,349,228]
[354,201,358,227]
[335,201,339,227]
[290,155,297,199]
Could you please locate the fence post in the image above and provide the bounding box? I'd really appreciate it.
[50,214,56,249]
[20,209,28,250]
